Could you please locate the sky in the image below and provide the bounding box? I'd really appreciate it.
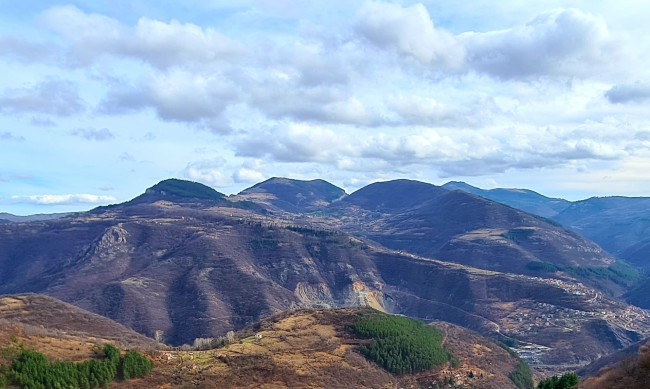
[1,1,650,215]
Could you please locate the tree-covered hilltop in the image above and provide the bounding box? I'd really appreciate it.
[350,311,456,375]
[2,344,153,389]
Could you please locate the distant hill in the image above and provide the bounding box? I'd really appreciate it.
[553,197,650,259]
[0,212,73,223]
[237,177,346,212]
[441,182,650,272]
[443,181,570,218]
[330,180,628,295]
[338,179,448,213]
[127,178,227,205]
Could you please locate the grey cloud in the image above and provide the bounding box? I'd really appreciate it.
[0,35,56,63]
[70,128,115,141]
[462,8,612,79]
[605,83,650,104]
[41,6,245,68]
[99,72,237,134]
[0,132,25,141]
[0,80,84,117]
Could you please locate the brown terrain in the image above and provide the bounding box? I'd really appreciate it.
[580,338,650,388]
[0,298,526,389]
[0,294,157,364]
[0,178,648,380]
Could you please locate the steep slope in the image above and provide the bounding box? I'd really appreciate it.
[331,181,623,294]
[236,177,346,213]
[0,294,158,357]
[443,181,570,218]
[580,338,650,389]
[622,238,650,271]
[552,196,650,259]
[625,278,650,309]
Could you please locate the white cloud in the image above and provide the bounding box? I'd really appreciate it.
[233,167,265,184]
[461,8,614,79]
[355,1,465,69]
[183,158,233,187]
[11,194,117,205]
[41,5,245,68]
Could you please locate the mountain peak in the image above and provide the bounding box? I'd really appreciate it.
[238,177,346,212]
[339,179,447,212]
[139,178,225,202]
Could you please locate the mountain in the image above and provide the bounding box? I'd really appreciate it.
[126,178,227,206]
[236,177,346,213]
[330,180,629,295]
[337,179,448,213]
[0,211,73,223]
[553,197,650,260]
[443,181,570,218]
[441,182,650,273]
[0,179,647,375]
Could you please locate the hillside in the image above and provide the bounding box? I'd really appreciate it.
[328,181,628,295]
[0,294,158,361]
[441,182,650,271]
[442,182,570,218]
[580,337,650,389]
[236,177,347,213]
[113,308,527,389]
[552,196,650,259]
[0,302,529,388]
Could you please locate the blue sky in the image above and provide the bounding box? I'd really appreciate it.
[1,1,650,215]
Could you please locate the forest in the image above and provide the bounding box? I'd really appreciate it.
[351,311,455,375]
[1,344,153,389]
